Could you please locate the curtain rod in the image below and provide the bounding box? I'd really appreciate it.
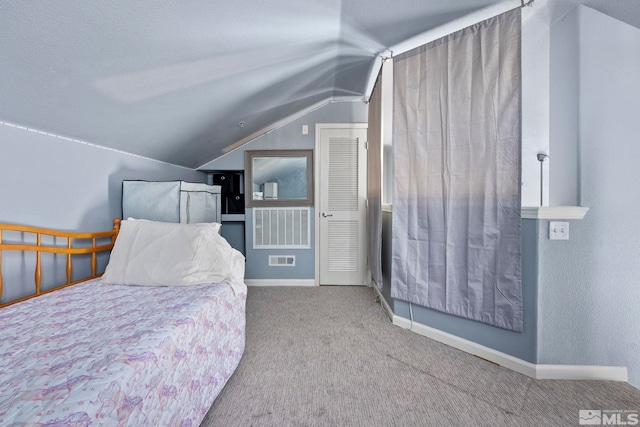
[365,0,530,99]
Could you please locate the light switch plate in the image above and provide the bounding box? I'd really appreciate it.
[549,221,569,240]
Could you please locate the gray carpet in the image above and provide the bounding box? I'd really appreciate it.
[201,286,640,426]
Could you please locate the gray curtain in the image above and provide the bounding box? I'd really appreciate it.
[367,71,383,289]
[391,8,523,332]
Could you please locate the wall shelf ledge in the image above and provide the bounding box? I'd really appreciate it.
[221,214,245,222]
[521,206,589,220]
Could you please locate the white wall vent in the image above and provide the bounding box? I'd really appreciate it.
[269,255,296,266]
[253,207,310,249]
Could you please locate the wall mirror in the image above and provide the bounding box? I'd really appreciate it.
[245,149,314,207]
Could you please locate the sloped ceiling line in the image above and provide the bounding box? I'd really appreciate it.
[198,96,363,170]
[1,0,638,168]
[0,120,195,170]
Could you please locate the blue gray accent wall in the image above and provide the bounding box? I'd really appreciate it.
[201,100,368,280]
[0,123,205,302]
[538,5,640,388]
[244,208,315,280]
[381,213,539,363]
[220,221,246,256]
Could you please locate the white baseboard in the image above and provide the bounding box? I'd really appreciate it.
[245,279,317,287]
[392,315,537,378]
[371,282,394,322]
[535,364,628,381]
[391,314,627,382]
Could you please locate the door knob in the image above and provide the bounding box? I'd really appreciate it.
[322,212,333,217]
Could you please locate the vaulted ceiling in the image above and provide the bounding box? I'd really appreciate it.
[1,0,639,168]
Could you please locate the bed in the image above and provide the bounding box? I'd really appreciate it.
[0,218,246,427]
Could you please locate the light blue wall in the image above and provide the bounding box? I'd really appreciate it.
[201,100,368,280]
[549,7,580,206]
[538,6,640,387]
[0,124,205,230]
[0,123,205,302]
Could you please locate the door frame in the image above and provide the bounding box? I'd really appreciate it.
[314,122,368,286]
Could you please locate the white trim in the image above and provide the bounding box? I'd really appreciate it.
[371,281,393,322]
[521,206,589,220]
[365,0,522,98]
[199,96,364,169]
[535,364,628,382]
[363,56,385,103]
[252,207,311,249]
[362,202,590,223]
[245,279,316,287]
[389,0,522,56]
[391,315,627,382]
[392,315,537,378]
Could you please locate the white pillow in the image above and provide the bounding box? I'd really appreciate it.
[103,219,241,291]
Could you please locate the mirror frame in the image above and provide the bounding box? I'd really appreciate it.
[244,149,314,207]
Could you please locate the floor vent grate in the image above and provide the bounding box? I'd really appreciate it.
[268,255,296,266]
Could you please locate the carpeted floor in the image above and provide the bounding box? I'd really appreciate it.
[201,286,640,426]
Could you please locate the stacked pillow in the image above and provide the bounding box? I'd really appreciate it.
[102,219,243,290]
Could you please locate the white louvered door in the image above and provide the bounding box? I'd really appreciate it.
[318,126,368,285]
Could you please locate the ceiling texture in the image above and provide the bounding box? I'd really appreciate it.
[1,0,639,169]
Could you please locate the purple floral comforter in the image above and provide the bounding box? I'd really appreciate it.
[0,278,246,427]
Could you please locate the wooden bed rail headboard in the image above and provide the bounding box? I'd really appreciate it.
[0,218,121,308]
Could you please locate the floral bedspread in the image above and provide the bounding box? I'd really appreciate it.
[0,278,246,427]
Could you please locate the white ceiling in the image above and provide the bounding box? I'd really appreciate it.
[1,0,639,168]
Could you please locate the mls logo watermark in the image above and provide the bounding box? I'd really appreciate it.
[579,409,639,425]
[580,410,602,425]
